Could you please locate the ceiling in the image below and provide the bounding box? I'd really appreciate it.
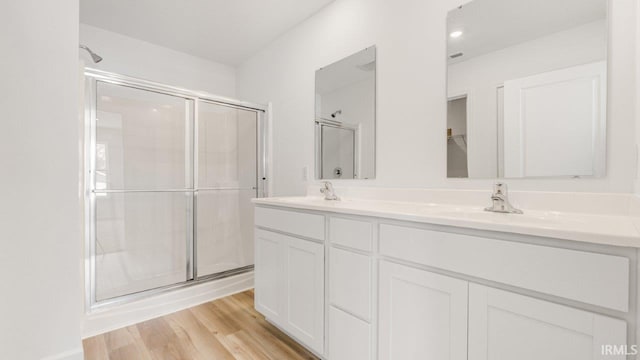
[80,0,334,65]
[316,47,376,95]
[447,0,606,63]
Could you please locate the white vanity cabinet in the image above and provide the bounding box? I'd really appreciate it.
[254,208,325,355]
[468,284,627,360]
[254,229,284,321]
[254,203,634,360]
[378,261,468,360]
[284,234,325,352]
[328,217,374,360]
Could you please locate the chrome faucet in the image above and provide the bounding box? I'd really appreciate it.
[485,183,523,214]
[320,181,339,201]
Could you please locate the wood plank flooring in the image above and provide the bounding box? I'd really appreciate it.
[83,290,319,360]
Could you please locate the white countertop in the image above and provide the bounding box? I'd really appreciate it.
[252,196,640,248]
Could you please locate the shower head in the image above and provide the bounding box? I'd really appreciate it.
[79,44,103,63]
[331,110,342,118]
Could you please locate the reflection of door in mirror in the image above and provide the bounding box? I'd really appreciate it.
[320,124,356,179]
[447,96,469,178]
[503,62,606,178]
[446,0,607,179]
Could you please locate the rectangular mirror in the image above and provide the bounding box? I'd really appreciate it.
[446,0,607,178]
[315,46,376,179]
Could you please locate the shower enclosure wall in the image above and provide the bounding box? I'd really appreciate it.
[84,69,267,308]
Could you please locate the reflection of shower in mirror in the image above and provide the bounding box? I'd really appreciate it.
[315,46,376,180]
[356,61,376,72]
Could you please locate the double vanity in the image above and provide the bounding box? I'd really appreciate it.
[255,0,630,357]
[253,185,640,360]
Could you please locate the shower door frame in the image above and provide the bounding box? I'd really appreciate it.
[83,68,269,310]
[315,119,359,179]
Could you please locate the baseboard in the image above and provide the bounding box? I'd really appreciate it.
[41,347,84,360]
[82,271,254,338]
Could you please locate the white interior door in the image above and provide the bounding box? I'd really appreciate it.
[379,261,468,360]
[503,61,606,178]
[468,284,627,360]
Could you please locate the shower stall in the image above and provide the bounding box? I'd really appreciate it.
[315,120,357,179]
[83,69,267,307]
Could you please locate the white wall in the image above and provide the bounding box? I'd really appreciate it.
[448,20,606,178]
[0,1,83,359]
[237,0,638,196]
[80,24,236,97]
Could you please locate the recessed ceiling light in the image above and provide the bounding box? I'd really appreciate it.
[450,30,463,38]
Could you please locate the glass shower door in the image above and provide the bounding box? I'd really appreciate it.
[196,102,258,278]
[86,69,267,307]
[321,125,355,179]
[93,81,192,301]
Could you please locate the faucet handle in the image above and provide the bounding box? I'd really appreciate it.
[320,181,339,200]
[320,181,330,193]
[486,182,522,214]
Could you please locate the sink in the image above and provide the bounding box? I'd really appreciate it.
[431,207,588,228]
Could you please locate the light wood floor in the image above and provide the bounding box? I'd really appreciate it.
[83,290,319,360]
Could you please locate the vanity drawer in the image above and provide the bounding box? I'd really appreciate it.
[329,217,373,251]
[330,247,372,321]
[255,206,325,240]
[379,224,629,312]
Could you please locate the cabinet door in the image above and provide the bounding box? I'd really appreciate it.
[330,306,371,360]
[468,284,627,360]
[254,230,284,321]
[284,236,325,354]
[379,261,468,360]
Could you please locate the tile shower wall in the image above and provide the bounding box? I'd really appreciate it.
[237,0,638,195]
